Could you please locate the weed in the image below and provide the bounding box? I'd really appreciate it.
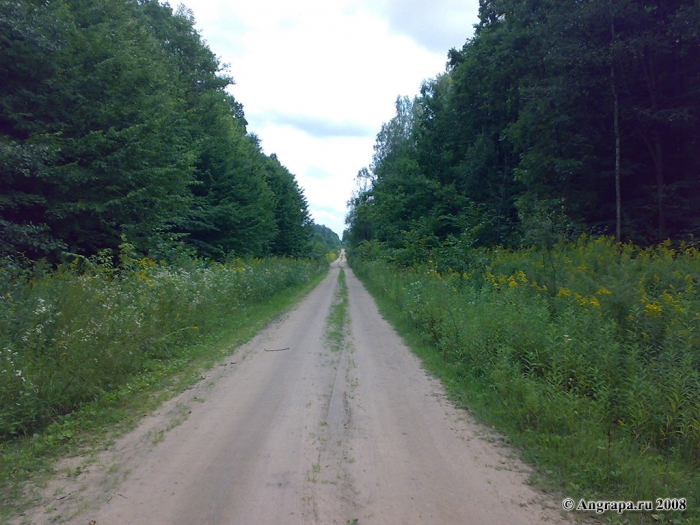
[324,269,349,352]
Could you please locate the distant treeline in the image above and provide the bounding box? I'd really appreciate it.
[310,224,342,258]
[1,0,324,262]
[346,0,700,256]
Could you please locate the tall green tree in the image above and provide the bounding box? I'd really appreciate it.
[1,0,195,259]
[139,2,311,260]
[346,0,700,254]
[262,153,312,257]
[185,115,276,259]
[1,0,314,262]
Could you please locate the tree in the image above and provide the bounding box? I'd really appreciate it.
[1,0,313,262]
[310,224,341,258]
[263,153,312,257]
[1,0,196,259]
[345,0,700,254]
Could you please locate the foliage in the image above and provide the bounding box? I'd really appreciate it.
[0,0,315,262]
[350,237,700,523]
[263,154,314,258]
[0,255,326,442]
[310,224,342,260]
[345,0,700,251]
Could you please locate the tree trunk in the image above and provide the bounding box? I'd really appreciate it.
[642,3,666,241]
[612,76,621,242]
[610,10,622,242]
[654,128,666,240]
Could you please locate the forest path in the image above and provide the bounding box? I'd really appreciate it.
[27,257,574,525]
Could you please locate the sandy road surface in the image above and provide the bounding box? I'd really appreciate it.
[25,258,574,525]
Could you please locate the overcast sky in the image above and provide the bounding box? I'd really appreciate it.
[179,0,481,237]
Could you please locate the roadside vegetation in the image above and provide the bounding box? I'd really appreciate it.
[325,269,349,353]
[350,237,700,524]
[0,251,327,518]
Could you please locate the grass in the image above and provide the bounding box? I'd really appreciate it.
[0,255,327,521]
[350,236,700,525]
[325,268,349,353]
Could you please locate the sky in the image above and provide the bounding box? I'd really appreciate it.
[179,0,482,238]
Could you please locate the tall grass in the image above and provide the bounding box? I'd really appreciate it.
[351,236,700,524]
[0,255,326,442]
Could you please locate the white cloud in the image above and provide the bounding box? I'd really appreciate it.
[256,112,374,139]
[306,166,334,179]
[366,0,480,53]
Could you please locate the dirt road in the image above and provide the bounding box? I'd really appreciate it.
[29,258,573,525]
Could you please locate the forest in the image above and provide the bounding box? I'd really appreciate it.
[345,0,700,257]
[1,0,327,263]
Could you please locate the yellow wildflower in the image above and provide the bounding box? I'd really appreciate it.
[596,286,612,295]
[558,288,571,297]
[138,257,157,268]
[644,302,663,317]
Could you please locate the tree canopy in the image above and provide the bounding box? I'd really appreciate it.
[0,0,317,262]
[346,0,700,260]
[310,224,342,258]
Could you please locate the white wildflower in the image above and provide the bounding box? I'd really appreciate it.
[34,298,48,315]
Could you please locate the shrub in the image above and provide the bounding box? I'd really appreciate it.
[0,256,324,440]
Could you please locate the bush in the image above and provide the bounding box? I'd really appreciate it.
[0,256,325,440]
